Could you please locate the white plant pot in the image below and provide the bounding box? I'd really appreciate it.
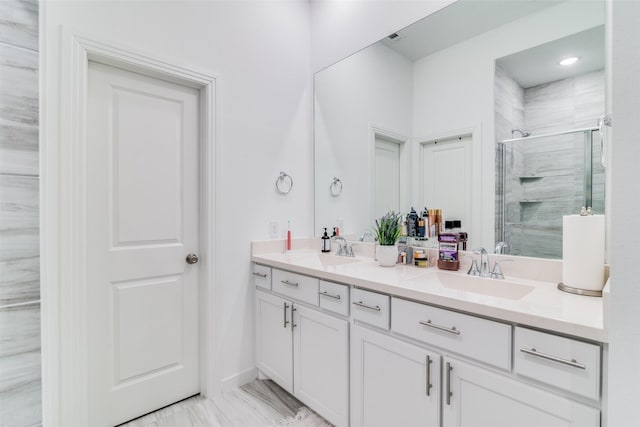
[377,245,398,267]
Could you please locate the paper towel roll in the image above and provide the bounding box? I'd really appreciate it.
[562,214,605,291]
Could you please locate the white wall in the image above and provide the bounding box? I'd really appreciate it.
[412,0,604,249]
[607,0,640,424]
[315,43,412,237]
[310,0,454,72]
[44,0,312,389]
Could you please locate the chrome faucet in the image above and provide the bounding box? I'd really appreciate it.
[469,247,490,278]
[495,241,510,254]
[468,247,513,280]
[332,236,355,257]
[359,231,375,242]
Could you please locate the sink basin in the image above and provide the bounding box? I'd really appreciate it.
[436,272,534,300]
[316,253,363,266]
[281,251,364,267]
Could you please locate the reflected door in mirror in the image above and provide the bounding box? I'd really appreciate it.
[375,138,401,216]
[420,135,472,235]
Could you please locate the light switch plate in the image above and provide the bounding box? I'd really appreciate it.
[269,221,281,240]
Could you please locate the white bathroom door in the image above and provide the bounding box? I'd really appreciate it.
[421,135,472,229]
[86,61,201,426]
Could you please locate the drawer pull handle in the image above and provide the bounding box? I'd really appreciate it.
[319,291,341,300]
[426,355,433,397]
[419,320,461,335]
[445,362,453,405]
[281,280,299,287]
[520,348,586,370]
[353,301,381,312]
[283,302,290,328]
[253,272,268,278]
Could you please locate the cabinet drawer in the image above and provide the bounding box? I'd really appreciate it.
[352,288,390,330]
[392,298,511,370]
[252,264,272,290]
[319,280,349,317]
[514,327,601,400]
[272,269,319,306]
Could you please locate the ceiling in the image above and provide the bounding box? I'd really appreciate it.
[381,0,564,61]
[496,26,605,88]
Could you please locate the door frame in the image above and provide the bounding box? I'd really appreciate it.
[41,29,221,426]
[368,125,410,219]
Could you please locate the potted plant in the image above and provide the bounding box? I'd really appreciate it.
[374,211,402,267]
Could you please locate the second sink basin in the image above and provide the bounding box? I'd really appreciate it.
[435,272,535,300]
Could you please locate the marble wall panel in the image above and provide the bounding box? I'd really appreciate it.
[0,303,41,427]
[0,43,38,176]
[0,1,41,425]
[0,0,38,51]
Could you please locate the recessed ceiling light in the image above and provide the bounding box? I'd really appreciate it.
[559,56,579,66]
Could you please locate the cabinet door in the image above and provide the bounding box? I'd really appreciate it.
[293,304,349,427]
[442,357,600,427]
[255,290,293,393]
[351,325,440,427]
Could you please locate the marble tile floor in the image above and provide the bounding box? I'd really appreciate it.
[120,379,333,427]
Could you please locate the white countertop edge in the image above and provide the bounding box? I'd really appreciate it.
[252,253,608,343]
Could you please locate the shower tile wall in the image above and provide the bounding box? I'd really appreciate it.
[0,1,42,426]
[497,69,605,259]
[494,65,524,249]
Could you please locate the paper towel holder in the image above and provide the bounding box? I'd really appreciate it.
[557,282,602,297]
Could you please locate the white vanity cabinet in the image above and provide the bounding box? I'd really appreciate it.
[255,271,349,427]
[294,304,348,427]
[351,325,440,427]
[253,259,603,427]
[442,356,600,427]
[255,290,294,392]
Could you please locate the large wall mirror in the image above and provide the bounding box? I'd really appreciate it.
[314,0,605,259]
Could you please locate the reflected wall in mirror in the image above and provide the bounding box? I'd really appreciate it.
[314,0,605,258]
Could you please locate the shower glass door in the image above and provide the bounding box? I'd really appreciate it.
[497,128,604,259]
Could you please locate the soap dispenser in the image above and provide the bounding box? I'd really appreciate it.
[321,228,331,253]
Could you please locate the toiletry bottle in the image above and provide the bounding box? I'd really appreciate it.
[407,207,418,237]
[321,228,331,253]
[428,209,436,237]
[422,207,429,234]
[332,227,338,238]
[286,221,292,251]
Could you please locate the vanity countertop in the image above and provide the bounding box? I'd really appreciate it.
[251,239,607,343]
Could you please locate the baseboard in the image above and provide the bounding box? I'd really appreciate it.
[221,367,258,392]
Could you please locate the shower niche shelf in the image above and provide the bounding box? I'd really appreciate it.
[519,176,544,181]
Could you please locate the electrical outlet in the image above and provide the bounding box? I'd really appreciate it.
[269,221,281,240]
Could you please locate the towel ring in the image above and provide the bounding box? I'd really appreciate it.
[329,177,343,197]
[275,172,293,195]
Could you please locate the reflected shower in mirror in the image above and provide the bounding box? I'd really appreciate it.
[494,26,605,258]
[314,0,605,259]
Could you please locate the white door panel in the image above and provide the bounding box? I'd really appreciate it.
[375,138,401,215]
[421,135,472,227]
[87,61,201,426]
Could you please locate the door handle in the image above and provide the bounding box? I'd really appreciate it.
[283,302,290,328]
[426,355,433,396]
[446,362,453,405]
[186,253,199,264]
[291,305,297,330]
